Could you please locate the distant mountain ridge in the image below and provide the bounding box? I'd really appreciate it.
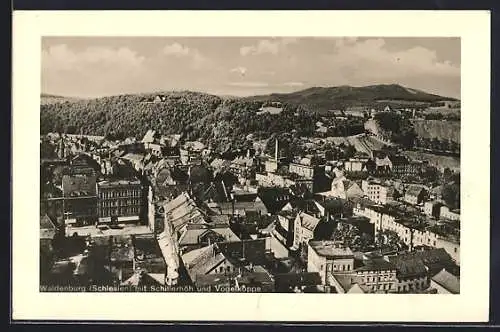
[41,93,83,105]
[246,84,458,111]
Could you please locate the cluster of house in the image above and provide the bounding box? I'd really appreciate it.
[307,240,458,294]
[39,128,460,294]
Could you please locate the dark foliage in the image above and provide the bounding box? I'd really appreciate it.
[373,112,417,148]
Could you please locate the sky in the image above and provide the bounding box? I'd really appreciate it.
[41,37,461,99]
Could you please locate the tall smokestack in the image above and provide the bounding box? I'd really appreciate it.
[275,139,279,162]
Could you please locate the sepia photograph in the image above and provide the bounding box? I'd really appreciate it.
[39,36,462,295]
[12,10,490,322]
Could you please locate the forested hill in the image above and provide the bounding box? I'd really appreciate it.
[41,93,82,105]
[40,85,458,153]
[40,91,325,153]
[41,91,223,139]
[246,84,457,112]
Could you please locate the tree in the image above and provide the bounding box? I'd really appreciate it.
[431,137,441,151]
[344,145,356,159]
[421,166,439,184]
[442,182,460,210]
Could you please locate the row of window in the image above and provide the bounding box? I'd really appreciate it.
[322,264,351,272]
[99,206,140,217]
[99,199,142,207]
[398,280,428,292]
[363,275,394,283]
[371,283,392,291]
[99,190,141,199]
[215,266,232,274]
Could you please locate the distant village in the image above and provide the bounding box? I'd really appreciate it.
[39,103,461,294]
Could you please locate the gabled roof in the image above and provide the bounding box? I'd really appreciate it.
[331,273,357,293]
[178,224,240,246]
[296,212,320,232]
[164,192,208,232]
[431,268,460,294]
[121,270,164,287]
[141,129,157,144]
[283,199,321,215]
[40,214,57,230]
[405,185,427,197]
[388,155,409,165]
[388,248,454,278]
[40,214,57,239]
[388,255,427,278]
[182,244,227,278]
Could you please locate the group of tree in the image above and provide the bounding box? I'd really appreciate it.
[423,112,460,121]
[40,91,224,142]
[374,229,409,251]
[331,223,374,252]
[441,171,460,210]
[373,112,417,148]
[413,137,460,154]
[41,92,337,155]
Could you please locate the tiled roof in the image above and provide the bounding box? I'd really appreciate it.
[405,185,426,197]
[431,268,460,294]
[309,240,354,258]
[164,192,208,232]
[296,212,320,232]
[62,174,97,196]
[388,155,409,165]
[179,225,240,246]
[182,244,226,278]
[217,200,268,216]
[388,254,427,278]
[355,257,396,272]
[389,248,453,278]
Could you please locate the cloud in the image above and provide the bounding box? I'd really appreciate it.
[227,82,269,88]
[283,82,304,87]
[42,44,145,72]
[230,66,248,76]
[42,44,150,97]
[162,42,191,56]
[329,38,460,79]
[240,38,298,56]
[261,70,276,76]
[333,37,359,48]
[162,42,209,69]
